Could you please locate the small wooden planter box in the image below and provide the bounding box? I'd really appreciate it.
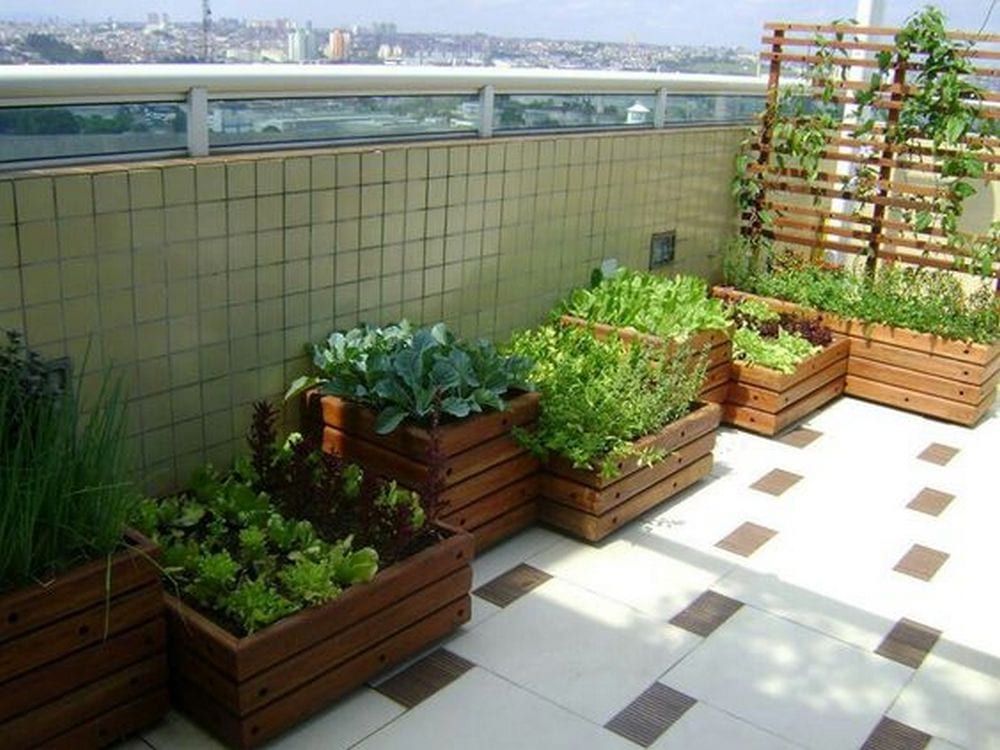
[540,402,721,542]
[0,532,168,748]
[167,524,474,749]
[560,315,732,403]
[725,337,850,435]
[311,391,540,552]
[712,287,1000,426]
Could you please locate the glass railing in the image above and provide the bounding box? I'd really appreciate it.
[0,65,769,168]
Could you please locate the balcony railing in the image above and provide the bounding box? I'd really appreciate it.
[0,64,768,169]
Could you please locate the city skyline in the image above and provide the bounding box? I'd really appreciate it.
[2,0,994,48]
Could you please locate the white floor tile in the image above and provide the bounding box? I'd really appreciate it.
[661,606,912,750]
[267,688,404,749]
[471,526,563,587]
[889,648,1000,750]
[354,667,634,750]
[447,577,700,724]
[649,701,803,750]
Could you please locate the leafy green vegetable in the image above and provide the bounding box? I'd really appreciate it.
[507,324,706,478]
[559,268,729,341]
[287,321,534,434]
[732,328,821,374]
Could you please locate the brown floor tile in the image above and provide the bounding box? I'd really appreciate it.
[375,649,474,708]
[776,428,823,449]
[917,443,959,466]
[473,563,551,608]
[750,468,802,496]
[893,544,949,582]
[906,488,955,517]
[605,683,696,747]
[715,522,777,557]
[669,591,743,637]
[860,716,931,750]
[876,618,942,669]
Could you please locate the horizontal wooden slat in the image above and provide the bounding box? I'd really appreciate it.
[763,22,1000,43]
[724,375,846,435]
[440,475,538,534]
[849,356,1000,405]
[846,374,995,425]
[760,50,999,77]
[42,687,169,750]
[760,34,1000,60]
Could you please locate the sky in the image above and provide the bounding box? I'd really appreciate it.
[0,0,995,47]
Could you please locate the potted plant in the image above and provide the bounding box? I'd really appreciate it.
[134,402,474,749]
[288,321,539,551]
[0,331,167,748]
[507,324,720,542]
[558,263,733,402]
[716,253,999,426]
[722,299,849,435]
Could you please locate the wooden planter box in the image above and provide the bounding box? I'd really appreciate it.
[712,287,1000,426]
[310,391,540,552]
[725,337,850,435]
[0,531,168,748]
[539,402,721,542]
[167,524,474,749]
[560,315,732,403]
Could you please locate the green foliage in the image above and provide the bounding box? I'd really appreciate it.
[507,324,706,478]
[732,328,821,374]
[134,466,380,635]
[559,268,729,341]
[287,321,533,434]
[736,258,999,344]
[0,330,137,590]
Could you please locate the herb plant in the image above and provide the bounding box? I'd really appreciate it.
[134,401,434,635]
[507,324,706,478]
[1,330,137,590]
[287,321,534,434]
[559,265,729,341]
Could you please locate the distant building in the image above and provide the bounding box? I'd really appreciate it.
[328,29,350,61]
[287,23,316,62]
[626,101,650,124]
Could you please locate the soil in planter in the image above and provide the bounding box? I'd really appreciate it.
[0,532,168,748]
[312,391,541,552]
[539,403,722,542]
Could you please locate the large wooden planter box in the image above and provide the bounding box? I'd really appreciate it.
[167,524,474,749]
[0,532,168,748]
[725,337,850,436]
[560,315,732,403]
[540,402,721,542]
[712,287,1000,426]
[310,391,540,551]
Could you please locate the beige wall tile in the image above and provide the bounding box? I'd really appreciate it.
[0,182,15,224]
[15,178,55,222]
[54,175,93,217]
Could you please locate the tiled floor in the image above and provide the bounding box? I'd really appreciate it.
[124,396,1000,750]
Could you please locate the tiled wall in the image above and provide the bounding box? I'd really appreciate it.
[0,127,743,492]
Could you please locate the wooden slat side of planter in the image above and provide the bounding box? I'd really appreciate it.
[542,431,716,514]
[728,358,848,414]
[41,687,170,750]
[731,338,850,391]
[847,338,996,385]
[313,392,540,459]
[174,597,470,750]
[848,356,1000,405]
[0,618,165,723]
[540,454,714,542]
[166,526,472,683]
[701,360,733,396]
[0,582,163,683]
[846,375,994,426]
[466,501,539,552]
[0,531,159,644]
[724,376,847,435]
[702,382,732,404]
[0,652,167,748]
[169,565,472,717]
[545,403,722,489]
[440,475,538,539]
[438,452,539,512]
[559,315,729,352]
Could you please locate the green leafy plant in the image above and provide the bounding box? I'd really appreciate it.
[559,265,729,341]
[1,330,138,590]
[506,324,706,478]
[287,321,534,434]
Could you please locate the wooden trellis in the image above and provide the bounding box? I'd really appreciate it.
[744,22,1000,279]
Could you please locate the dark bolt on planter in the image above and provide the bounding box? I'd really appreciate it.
[308,390,541,552]
[539,402,722,542]
[0,531,168,748]
[167,523,474,749]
